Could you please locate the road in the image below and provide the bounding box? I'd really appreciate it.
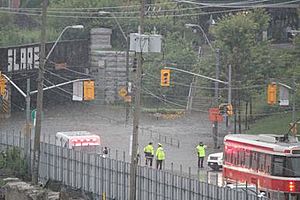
[0,101,226,183]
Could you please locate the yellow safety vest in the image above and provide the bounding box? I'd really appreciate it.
[156,147,165,160]
[196,145,206,157]
[144,144,154,155]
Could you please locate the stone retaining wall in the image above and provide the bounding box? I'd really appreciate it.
[2,178,89,200]
[3,178,59,200]
[89,28,130,104]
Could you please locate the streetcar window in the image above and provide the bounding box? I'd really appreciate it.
[239,150,245,166]
[285,157,300,177]
[224,146,233,164]
[244,150,251,168]
[292,150,300,154]
[250,151,259,171]
[265,154,272,174]
[272,156,285,176]
[234,149,238,165]
[258,153,266,172]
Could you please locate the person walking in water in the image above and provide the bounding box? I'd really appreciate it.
[144,142,154,167]
[196,142,206,168]
[156,143,165,170]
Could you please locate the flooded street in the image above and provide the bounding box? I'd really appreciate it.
[0,102,227,182]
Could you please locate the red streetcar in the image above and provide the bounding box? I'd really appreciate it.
[223,134,300,200]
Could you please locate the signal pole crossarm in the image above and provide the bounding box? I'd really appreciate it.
[164,66,228,84]
[2,74,26,98]
[30,78,92,95]
[277,82,293,90]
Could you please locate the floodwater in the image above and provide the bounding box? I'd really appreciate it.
[0,101,227,181]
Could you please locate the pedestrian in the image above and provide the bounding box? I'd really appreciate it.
[144,142,154,167]
[103,146,109,158]
[196,142,207,168]
[155,143,165,170]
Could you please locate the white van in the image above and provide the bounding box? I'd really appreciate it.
[55,131,101,153]
[207,152,223,171]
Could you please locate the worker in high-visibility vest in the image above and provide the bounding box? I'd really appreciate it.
[196,142,207,168]
[143,142,154,167]
[155,143,165,170]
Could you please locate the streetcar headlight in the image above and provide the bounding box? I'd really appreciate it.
[289,181,295,192]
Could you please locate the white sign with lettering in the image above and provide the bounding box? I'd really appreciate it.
[7,46,40,72]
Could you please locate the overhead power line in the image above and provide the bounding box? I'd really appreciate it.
[0,0,298,19]
[177,0,300,8]
[20,1,176,10]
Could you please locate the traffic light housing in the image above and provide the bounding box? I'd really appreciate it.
[83,80,95,101]
[160,69,170,87]
[226,104,233,116]
[0,73,7,96]
[132,57,137,72]
[218,103,233,116]
[267,83,277,105]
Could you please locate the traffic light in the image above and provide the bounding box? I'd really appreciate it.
[0,73,7,96]
[267,83,277,105]
[226,104,233,116]
[132,57,137,72]
[83,80,95,101]
[160,69,170,87]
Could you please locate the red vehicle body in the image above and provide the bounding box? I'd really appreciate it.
[223,134,300,200]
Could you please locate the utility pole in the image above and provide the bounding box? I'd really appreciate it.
[129,0,144,199]
[292,76,296,122]
[25,78,31,174]
[32,0,47,184]
[125,35,130,124]
[213,49,220,149]
[226,65,232,131]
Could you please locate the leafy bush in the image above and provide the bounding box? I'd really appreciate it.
[0,147,28,179]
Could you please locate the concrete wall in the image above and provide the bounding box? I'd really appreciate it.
[3,178,89,200]
[90,28,129,104]
[3,178,59,200]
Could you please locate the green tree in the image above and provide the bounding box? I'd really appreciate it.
[142,31,198,108]
[211,9,270,133]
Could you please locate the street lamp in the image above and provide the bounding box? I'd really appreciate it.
[98,11,127,41]
[32,24,84,183]
[185,23,214,50]
[186,23,221,149]
[46,25,84,61]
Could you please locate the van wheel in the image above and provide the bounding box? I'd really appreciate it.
[211,165,219,171]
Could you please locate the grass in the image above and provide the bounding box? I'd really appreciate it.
[245,111,300,135]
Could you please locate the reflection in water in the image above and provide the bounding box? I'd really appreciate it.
[206,170,223,186]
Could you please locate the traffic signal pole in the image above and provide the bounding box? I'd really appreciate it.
[25,79,31,174]
[292,76,296,122]
[125,36,130,124]
[129,0,144,199]
[226,65,232,130]
[213,49,220,149]
[32,0,48,184]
